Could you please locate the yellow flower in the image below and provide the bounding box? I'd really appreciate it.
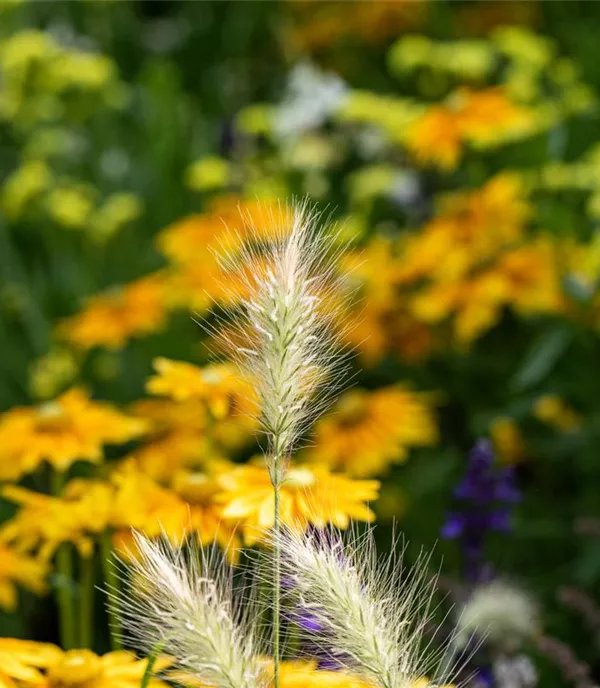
[398,175,530,285]
[457,87,531,145]
[46,185,95,229]
[1,489,87,561]
[305,386,438,477]
[495,240,563,315]
[406,88,530,170]
[0,482,113,560]
[44,649,170,688]
[340,239,434,365]
[88,192,143,243]
[490,417,527,465]
[0,638,62,687]
[158,199,292,267]
[0,387,146,478]
[216,463,379,546]
[1,159,53,218]
[0,543,47,611]
[57,273,168,350]
[29,347,78,401]
[147,357,258,420]
[185,156,232,191]
[533,395,581,432]
[406,105,464,171]
[265,659,371,687]
[157,200,294,313]
[127,397,211,479]
[111,460,241,563]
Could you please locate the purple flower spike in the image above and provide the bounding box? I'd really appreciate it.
[441,438,521,582]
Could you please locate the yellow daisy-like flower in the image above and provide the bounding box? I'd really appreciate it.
[0,387,147,479]
[157,198,292,266]
[216,462,379,546]
[157,199,295,313]
[44,649,170,688]
[0,638,62,688]
[306,386,438,477]
[264,659,372,688]
[0,543,47,611]
[490,416,527,465]
[406,87,530,171]
[147,357,259,421]
[398,175,530,286]
[111,460,241,563]
[406,105,464,171]
[533,394,581,432]
[56,273,168,350]
[127,397,213,480]
[341,238,434,365]
[0,483,107,560]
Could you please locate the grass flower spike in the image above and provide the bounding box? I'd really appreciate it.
[277,528,448,688]
[216,201,350,686]
[216,201,348,481]
[116,532,265,688]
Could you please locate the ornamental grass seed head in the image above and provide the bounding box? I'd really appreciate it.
[454,580,539,654]
[213,201,351,482]
[275,526,455,688]
[115,531,266,688]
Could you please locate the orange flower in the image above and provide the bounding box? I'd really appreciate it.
[406,106,464,171]
[216,462,379,546]
[457,87,530,144]
[57,273,168,350]
[0,387,146,478]
[406,88,530,170]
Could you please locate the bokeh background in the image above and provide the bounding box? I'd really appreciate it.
[2,1,600,687]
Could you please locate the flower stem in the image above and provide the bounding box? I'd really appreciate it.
[271,451,283,688]
[56,543,77,650]
[79,552,95,649]
[51,468,77,650]
[141,639,167,688]
[101,530,122,651]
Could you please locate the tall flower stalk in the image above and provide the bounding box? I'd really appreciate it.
[216,202,349,685]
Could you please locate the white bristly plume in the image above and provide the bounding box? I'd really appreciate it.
[277,528,453,688]
[116,532,266,688]
[215,201,350,481]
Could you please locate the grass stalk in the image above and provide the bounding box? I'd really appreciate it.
[101,530,123,651]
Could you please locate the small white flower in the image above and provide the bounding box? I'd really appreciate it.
[274,62,348,141]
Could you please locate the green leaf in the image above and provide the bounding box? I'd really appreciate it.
[511,327,573,392]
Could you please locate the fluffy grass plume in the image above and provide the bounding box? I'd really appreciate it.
[277,527,452,688]
[213,201,352,688]
[116,532,266,688]
[454,580,538,653]
[215,201,350,481]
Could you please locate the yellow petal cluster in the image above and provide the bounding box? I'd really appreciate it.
[0,388,146,479]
